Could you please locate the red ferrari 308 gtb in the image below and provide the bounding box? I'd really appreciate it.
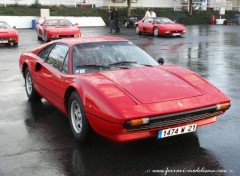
[19,37,230,143]
[135,17,186,37]
[36,18,81,42]
[0,21,19,46]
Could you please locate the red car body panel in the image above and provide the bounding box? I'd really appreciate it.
[19,37,230,142]
[135,17,186,36]
[0,22,19,44]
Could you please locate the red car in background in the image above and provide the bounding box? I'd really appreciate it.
[135,17,186,37]
[19,37,230,143]
[36,18,81,42]
[0,21,19,46]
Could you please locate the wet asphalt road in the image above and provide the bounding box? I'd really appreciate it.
[0,25,239,176]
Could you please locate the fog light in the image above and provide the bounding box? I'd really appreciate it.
[9,38,16,41]
[217,103,230,110]
[130,117,149,126]
[52,35,59,38]
[165,31,170,34]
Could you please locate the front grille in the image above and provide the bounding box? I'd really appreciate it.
[59,35,74,38]
[124,105,224,131]
[171,31,182,33]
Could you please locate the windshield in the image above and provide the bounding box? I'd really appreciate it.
[0,22,11,29]
[154,18,173,24]
[44,19,73,26]
[72,41,158,74]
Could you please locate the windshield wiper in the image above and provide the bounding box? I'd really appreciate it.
[76,64,110,69]
[109,61,138,66]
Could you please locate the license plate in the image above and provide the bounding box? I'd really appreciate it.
[172,33,180,36]
[0,40,8,43]
[158,124,197,139]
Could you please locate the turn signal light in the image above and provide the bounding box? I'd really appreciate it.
[217,103,231,110]
[74,34,80,38]
[130,118,149,126]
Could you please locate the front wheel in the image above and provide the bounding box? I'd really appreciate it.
[153,27,159,37]
[43,32,49,43]
[68,91,90,142]
[25,68,41,101]
[135,25,142,35]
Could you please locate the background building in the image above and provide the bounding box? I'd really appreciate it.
[1,0,239,11]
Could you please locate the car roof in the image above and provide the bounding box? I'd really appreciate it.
[0,21,7,23]
[54,36,129,46]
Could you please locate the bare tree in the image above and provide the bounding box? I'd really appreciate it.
[127,0,131,16]
[189,0,193,15]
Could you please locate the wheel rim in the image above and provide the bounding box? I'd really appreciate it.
[154,28,158,36]
[136,26,139,34]
[44,33,47,42]
[71,100,82,134]
[26,72,32,95]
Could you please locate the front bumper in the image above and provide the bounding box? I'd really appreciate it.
[87,110,223,142]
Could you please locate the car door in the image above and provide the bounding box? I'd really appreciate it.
[35,43,69,111]
[142,18,154,33]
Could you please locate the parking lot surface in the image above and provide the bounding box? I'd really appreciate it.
[0,25,239,176]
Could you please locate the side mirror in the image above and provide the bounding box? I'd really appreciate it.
[158,58,164,65]
[74,23,79,26]
[40,23,44,26]
[13,26,16,29]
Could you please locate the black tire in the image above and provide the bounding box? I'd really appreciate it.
[68,91,90,143]
[135,25,142,35]
[13,42,18,46]
[153,27,159,37]
[43,31,49,43]
[25,68,42,101]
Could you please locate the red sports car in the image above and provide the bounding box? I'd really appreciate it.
[135,17,186,37]
[36,18,81,42]
[0,21,19,46]
[19,37,230,142]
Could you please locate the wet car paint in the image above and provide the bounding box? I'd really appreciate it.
[0,26,239,176]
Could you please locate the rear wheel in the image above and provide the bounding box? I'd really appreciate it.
[68,91,90,143]
[25,68,41,101]
[153,27,159,37]
[136,25,142,35]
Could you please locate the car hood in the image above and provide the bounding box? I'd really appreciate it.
[100,66,202,104]
[156,23,185,30]
[0,29,17,34]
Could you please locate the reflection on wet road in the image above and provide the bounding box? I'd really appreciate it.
[0,25,239,176]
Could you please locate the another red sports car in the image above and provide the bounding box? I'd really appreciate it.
[19,37,230,143]
[135,17,186,37]
[36,18,81,42]
[0,21,19,46]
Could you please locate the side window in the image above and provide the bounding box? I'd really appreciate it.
[148,19,153,23]
[37,44,54,60]
[46,44,69,73]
